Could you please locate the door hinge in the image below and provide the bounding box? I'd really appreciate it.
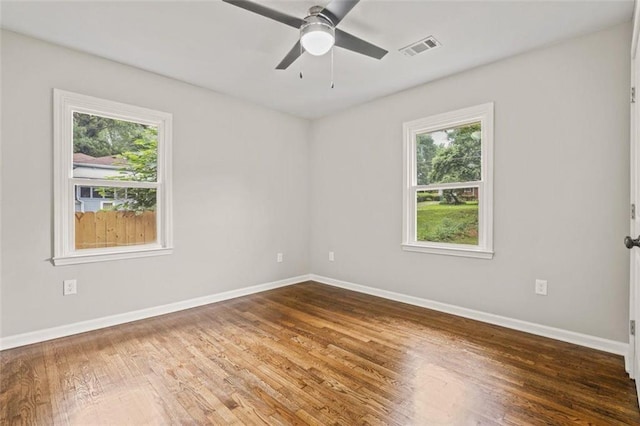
[633,204,636,220]
[632,87,636,103]
[631,320,636,336]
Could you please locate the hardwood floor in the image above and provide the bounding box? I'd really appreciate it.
[1,281,638,425]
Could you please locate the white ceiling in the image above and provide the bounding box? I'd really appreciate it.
[0,0,634,119]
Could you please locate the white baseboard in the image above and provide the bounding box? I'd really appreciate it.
[0,274,311,351]
[626,335,635,377]
[310,274,629,357]
[2,273,629,360]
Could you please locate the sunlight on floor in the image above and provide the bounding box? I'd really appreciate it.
[69,385,166,425]
[413,361,476,424]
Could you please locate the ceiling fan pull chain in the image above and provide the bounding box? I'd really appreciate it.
[299,43,304,79]
[330,47,335,89]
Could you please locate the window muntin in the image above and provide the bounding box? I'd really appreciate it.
[403,103,493,259]
[54,90,172,265]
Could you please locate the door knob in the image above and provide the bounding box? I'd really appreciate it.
[625,236,640,249]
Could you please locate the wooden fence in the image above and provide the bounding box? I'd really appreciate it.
[75,211,156,250]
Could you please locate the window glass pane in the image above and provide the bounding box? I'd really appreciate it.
[72,112,158,182]
[416,122,481,185]
[74,185,157,250]
[416,188,479,245]
[92,187,105,198]
[79,186,91,198]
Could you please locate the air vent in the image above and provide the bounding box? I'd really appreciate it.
[399,36,441,57]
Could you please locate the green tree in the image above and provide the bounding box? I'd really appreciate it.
[416,133,439,185]
[109,128,158,211]
[429,124,481,204]
[73,112,147,157]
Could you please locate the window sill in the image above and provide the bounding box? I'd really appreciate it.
[53,246,173,266]
[402,243,493,259]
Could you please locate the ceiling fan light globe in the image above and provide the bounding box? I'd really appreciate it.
[301,31,334,55]
[300,19,335,56]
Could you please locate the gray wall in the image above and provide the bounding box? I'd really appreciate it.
[1,31,310,337]
[1,23,633,343]
[309,23,632,342]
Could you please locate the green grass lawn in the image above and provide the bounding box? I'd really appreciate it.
[416,201,478,245]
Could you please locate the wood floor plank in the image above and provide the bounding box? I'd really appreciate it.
[1,281,638,425]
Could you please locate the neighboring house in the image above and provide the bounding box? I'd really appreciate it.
[461,187,479,200]
[436,188,478,199]
[73,153,128,212]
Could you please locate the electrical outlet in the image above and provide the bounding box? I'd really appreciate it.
[329,251,335,262]
[535,279,548,296]
[63,279,77,296]
[277,252,283,263]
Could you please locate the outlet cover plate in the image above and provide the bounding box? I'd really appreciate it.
[63,279,77,295]
[535,279,548,296]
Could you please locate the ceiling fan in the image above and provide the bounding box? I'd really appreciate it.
[222,0,388,70]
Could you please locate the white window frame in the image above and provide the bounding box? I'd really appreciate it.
[53,89,173,265]
[402,103,494,259]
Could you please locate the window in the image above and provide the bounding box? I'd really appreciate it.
[53,89,173,265]
[402,103,493,259]
[79,186,91,198]
[92,187,105,199]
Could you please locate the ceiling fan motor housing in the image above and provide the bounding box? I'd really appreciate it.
[300,9,335,56]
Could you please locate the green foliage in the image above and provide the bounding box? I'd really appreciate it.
[430,217,467,241]
[110,128,158,212]
[416,202,478,245]
[117,129,158,183]
[428,123,481,187]
[73,112,147,157]
[416,192,441,202]
[416,133,440,185]
[118,187,157,212]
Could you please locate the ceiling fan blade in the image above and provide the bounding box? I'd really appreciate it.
[320,0,359,26]
[276,41,303,70]
[335,29,387,60]
[222,0,304,29]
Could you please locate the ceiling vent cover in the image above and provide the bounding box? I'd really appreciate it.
[399,36,441,57]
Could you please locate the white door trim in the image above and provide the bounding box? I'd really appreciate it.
[629,1,640,401]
